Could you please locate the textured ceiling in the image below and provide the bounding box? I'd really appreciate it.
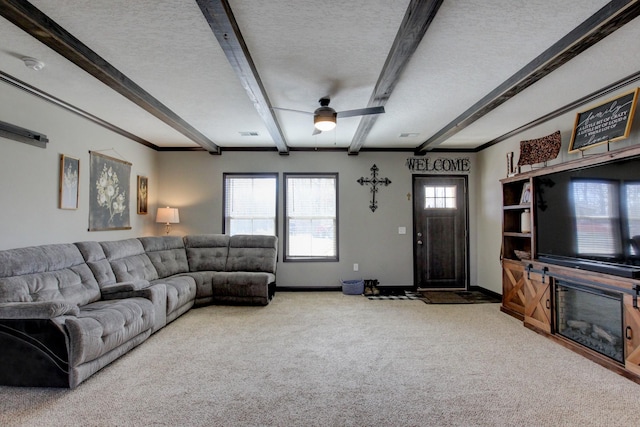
[1,0,639,153]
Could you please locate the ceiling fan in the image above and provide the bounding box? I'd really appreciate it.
[273,98,385,135]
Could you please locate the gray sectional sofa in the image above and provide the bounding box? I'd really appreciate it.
[0,234,277,388]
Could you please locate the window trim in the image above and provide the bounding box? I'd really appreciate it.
[283,172,339,262]
[222,172,279,237]
[423,184,457,209]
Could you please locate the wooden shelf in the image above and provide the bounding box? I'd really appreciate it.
[501,176,533,266]
[504,204,530,210]
[504,232,532,238]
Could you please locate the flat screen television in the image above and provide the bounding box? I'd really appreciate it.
[534,155,640,278]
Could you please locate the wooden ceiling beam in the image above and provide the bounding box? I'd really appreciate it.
[0,0,220,153]
[415,0,640,154]
[348,0,443,155]
[477,69,640,151]
[196,0,289,155]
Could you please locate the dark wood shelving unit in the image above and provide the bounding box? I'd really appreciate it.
[499,143,640,384]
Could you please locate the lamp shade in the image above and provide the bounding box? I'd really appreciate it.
[156,207,180,224]
[314,107,337,131]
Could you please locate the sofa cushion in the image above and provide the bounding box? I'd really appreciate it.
[211,272,274,304]
[100,239,158,283]
[183,271,215,300]
[151,275,196,316]
[184,234,230,272]
[75,241,117,286]
[0,244,101,306]
[138,236,189,278]
[65,297,155,366]
[225,235,277,273]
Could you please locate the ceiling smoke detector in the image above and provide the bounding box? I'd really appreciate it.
[22,57,45,71]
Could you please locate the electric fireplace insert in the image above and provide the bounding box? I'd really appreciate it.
[555,280,624,363]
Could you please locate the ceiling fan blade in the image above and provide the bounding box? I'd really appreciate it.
[337,106,385,118]
[271,107,313,115]
[312,128,322,136]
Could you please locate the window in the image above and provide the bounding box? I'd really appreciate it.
[571,179,621,256]
[424,185,457,209]
[223,173,277,236]
[284,173,338,261]
[624,182,640,255]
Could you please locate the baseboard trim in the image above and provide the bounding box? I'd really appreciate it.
[276,285,500,298]
[277,286,342,292]
[278,284,416,293]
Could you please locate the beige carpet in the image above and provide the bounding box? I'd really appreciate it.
[1,292,639,426]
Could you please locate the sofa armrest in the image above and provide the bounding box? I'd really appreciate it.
[99,283,167,332]
[100,280,151,298]
[0,301,79,319]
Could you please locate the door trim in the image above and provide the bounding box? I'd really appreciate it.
[412,174,470,291]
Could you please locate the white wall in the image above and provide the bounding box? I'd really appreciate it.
[0,82,160,250]
[158,150,478,288]
[7,72,640,295]
[0,80,480,291]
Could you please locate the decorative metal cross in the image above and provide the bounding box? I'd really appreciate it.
[357,164,391,212]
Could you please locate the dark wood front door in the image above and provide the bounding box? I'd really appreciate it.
[413,176,468,290]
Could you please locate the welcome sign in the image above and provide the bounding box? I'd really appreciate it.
[405,157,470,173]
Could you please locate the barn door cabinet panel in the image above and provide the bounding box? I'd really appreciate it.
[501,259,525,320]
[624,294,640,376]
[523,268,551,334]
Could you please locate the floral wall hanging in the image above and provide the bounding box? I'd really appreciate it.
[89,151,131,231]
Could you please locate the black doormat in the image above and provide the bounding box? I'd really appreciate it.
[366,291,420,301]
[419,290,501,304]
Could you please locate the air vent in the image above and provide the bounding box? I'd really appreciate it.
[239,131,259,137]
[400,133,419,138]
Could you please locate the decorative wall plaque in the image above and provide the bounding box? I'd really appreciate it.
[357,164,391,212]
[569,88,638,153]
[517,130,561,167]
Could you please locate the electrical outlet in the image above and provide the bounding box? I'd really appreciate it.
[353,263,359,271]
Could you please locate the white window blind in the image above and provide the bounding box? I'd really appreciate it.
[285,174,337,260]
[572,180,621,256]
[224,174,277,236]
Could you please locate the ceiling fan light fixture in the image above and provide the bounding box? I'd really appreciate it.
[314,107,337,131]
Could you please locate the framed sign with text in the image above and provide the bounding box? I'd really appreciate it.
[569,88,639,153]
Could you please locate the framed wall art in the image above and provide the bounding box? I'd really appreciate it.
[137,175,148,215]
[89,151,131,231]
[59,154,79,210]
[569,88,639,153]
[519,182,531,205]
